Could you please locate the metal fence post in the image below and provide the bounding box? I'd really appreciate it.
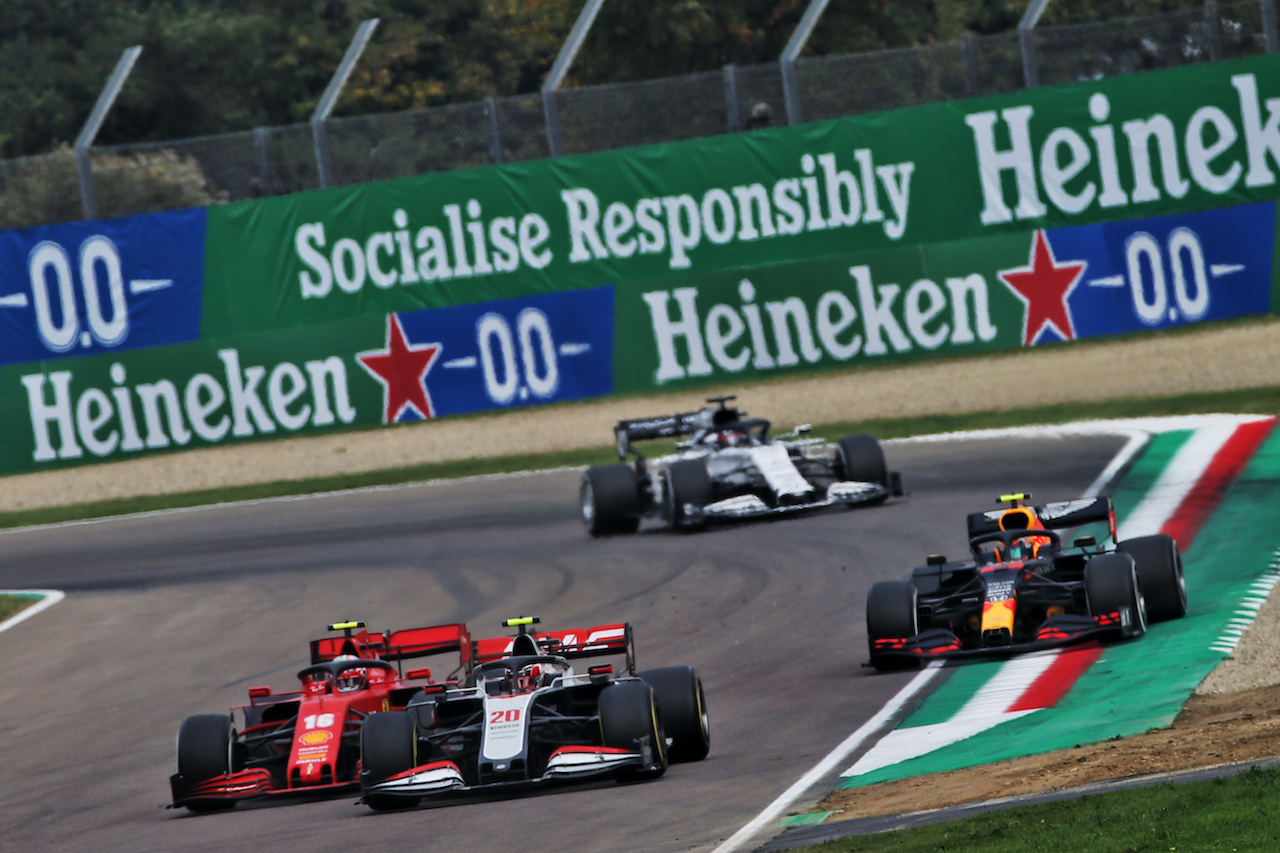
[253,126,273,196]
[962,31,980,96]
[780,0,832,126]
[485,97,504,164]
[1018,28,1040,88]
[1205,0,1223,61]
[781,59,802,125]
[723,65,741,132]
[541,0,605,159]
[74,45,142,221]
[310,18,379,189]
[1263,0,1280,53]
[543,91,563,158]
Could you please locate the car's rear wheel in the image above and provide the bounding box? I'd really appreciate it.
[1085,553,1147,639]
[177,714,238,812]
[361,711,420,811]
[663,459,712,531]
[581,464,642,536]
[639,666,710,763]
[599,681,667,781]
[836,434,889,494]
[866,580,919,671]
[1118,534,1187,622]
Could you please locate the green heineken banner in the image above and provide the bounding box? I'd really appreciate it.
[3,55,1280,476]
[202,54,1280,335]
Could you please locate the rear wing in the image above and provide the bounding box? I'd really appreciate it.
[613,399,744,459]
[311,622,472,670]
[614,412,709,458]
[474,622,636,675]
[966,496,1116,542]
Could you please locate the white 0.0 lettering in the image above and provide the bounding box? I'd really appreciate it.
[1125,228,1210,325]
[28,238,130,352]
[477,309,560,405]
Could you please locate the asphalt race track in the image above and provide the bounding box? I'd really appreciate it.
[0,434,1126,852]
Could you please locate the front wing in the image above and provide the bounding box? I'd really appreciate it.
[866,613,1129,667]
[361,746,652,800]
[689,479,899,524]
[168,768,358,807]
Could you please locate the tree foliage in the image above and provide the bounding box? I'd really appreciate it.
[0,0,1209,158]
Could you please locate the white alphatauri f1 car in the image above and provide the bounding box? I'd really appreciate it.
[580,396,903,535]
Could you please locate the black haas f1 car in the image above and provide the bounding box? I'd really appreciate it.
[865,494,1187,670]
[580,395,903,535]
[358,616,710,810]
[170,620,472,811]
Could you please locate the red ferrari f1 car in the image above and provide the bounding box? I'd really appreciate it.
[865,494,1187,670]
[169,620,472,811]
[358,617,710,810]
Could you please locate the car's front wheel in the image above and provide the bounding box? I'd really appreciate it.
[176,714,238,812]
[865,580,920,671]
[663,459,712,531]
[599,681,667,781]
[1085,553,1147,639]
[361,711,420,811]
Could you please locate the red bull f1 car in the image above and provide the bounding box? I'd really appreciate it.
[169,620,473,811]
[358,616,710,810]
[865,494,1187,670]
[580,395,903,535]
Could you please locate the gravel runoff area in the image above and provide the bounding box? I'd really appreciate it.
[7,315,1280,821]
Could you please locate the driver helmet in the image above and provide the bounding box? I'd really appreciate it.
[333,654,367,693]
[715,428,747,448]
[516,663,544,692]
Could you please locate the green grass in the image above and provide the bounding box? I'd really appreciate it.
[0,595,37,622]
[3,384,1278,531]
[802,765,1280,852]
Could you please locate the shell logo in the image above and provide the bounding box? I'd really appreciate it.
[300,730,332,745]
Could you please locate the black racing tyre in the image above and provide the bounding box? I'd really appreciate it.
[865,580,919,671]
[599,681,667,781]
[361,711,420,811]
[837,434,889,491]
[177,714,237,812]
[663,459,712,531]
[1118,534,1187,622]
[638,666,710,763]
[581,464,642,536]
[1085,553,1147,639]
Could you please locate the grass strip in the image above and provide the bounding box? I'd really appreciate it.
[800,764,1280,852]
[2,384,1278,531]
[0,595,38,622]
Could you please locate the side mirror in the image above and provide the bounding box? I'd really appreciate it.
[926,554,947,566]
[794,424,812,434]
[1074,536,1097,548]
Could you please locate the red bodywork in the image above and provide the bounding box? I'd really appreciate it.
[170,621,471,809]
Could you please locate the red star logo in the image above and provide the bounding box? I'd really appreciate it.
[357,314,441,422]
[998,231,1087,346]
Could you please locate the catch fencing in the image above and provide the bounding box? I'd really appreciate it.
[0,0,1274,230]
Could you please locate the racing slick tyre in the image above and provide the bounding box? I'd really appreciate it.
[599,681,667,781]
[176,714,238,812]
[361,711,421,811]
[836,434,889,499]
[638,666,710,763]
[581,464,642,536]
[1118,534,1187,622]
[865,580,920,671]
[663,459,712,531]
[1085,553,1148,639]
